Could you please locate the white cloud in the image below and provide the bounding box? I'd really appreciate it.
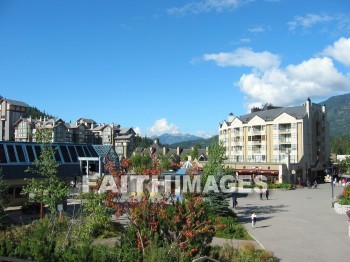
[133,127,142,136]
[321,37,350,66]
[237,57,350,108]
[167,0,242,15]
[147,118,180,136]
[203,47,281,71]
[238,38,251,44]
[196,130,214,139]
[248,25,265,33]
[288,13,333,31]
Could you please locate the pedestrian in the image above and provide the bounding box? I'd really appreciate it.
[232,194,237,209]
[251,212,257,228]
[259,188,263,200]
[265,189,269,200]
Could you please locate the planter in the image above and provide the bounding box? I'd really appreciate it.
[334,202,350,215]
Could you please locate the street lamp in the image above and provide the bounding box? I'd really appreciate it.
[306,163,310,188]
[331,164,334,208]
[326,165,335,208]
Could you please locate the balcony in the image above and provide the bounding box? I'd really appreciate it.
[278,128,291,133]
[251,130,264,135]
[250,140,262,144]
[252,150,262,154]
[279,150,291,154]
[279,139,291,144]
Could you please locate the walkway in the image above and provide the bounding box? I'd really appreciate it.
[234,184,349,262]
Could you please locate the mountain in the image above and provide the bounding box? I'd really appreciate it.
[321,94,350,137]
[155,133,203,145]
[170,135,219,148]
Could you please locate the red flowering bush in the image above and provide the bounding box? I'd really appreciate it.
[337,185,350,205]
[126,192,221,256]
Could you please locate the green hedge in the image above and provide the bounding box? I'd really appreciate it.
[209,214,252,240]
[268,183,292,189]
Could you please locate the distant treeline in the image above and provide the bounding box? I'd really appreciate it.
[25,106,54,119]
[133,136,154,148]
[331,136,350,155]
[170,135,218,149]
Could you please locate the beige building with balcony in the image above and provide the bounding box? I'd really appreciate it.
[219,98,330,184]
[0,98,29,141]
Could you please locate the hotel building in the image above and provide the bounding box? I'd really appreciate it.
[219,98,330,184]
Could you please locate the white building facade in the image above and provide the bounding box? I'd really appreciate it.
[219,99,330,184]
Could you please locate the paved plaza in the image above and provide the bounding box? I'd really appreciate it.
[234,184,349,262]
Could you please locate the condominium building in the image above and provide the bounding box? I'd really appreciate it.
[219,98,330,184]
[115,128,136,158]
[0,98,29,141]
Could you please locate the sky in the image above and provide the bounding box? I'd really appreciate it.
[0,0,350,138]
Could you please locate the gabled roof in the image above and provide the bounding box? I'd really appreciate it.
[238,105,307,123]
[0,98,28,107]
[77,118,96,124]
[65,123,77,129]
[92,124,120,132]
[119,127,134,134]
[13,117,34,126]
[115,134,134,140]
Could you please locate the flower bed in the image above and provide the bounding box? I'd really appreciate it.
[335,185,350,214]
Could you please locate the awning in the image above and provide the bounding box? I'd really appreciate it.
[236,169,279,175]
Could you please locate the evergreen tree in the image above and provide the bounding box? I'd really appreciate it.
[202,143,232,216]
[22,129,69,217]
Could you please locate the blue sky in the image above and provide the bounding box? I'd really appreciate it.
[1,0,350,138]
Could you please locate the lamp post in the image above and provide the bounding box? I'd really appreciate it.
[331,164,334,208]
[306,163,310,188]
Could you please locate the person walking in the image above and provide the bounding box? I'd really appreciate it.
[259,188,263,200]
[251,212,257,228]
[265,189,269,200]
[232,194,237,209]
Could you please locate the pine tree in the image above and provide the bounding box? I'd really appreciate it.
[202,143,232,216]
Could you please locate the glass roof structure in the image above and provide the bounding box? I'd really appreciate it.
[0,141,108,166]
[91,145,119,162]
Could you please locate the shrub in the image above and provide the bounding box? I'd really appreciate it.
[210,243,274,262]
[337,185,350,205]
[211,215,251,240]
[268,183,292,189]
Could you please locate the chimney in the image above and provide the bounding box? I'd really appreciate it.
[306,97,311,117]
[177,147,181,155]
[228,113,234,122]
[163,146,167,155]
